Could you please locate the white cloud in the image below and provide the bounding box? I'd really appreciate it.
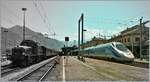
[85,28,102,40]
[84,26,126,41]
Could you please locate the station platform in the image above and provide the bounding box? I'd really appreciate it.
[63,56,149,81]
[1,56,148,81]
[134,58,149,63]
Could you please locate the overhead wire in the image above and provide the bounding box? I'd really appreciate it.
[1,4,39,32]
[32,0,56,38]
[38,0,56,38]
[2,1,57,39]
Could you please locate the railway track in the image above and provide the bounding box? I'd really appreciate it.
[16,57,59,81]
[124,61,149,68]
[1,63,12,71]
[1,67,20,77]
[1,63,16,77]
[86,57,149,68]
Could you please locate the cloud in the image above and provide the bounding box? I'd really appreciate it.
[84,28,106,41]
[84,26,126,41]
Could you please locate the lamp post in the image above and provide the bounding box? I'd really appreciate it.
[4,30,8,57]
[22,8,27,40]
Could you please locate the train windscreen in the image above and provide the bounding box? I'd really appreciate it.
[115,43,128,52]
[12,48,24,54]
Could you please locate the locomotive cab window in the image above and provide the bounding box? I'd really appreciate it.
[12,48,24,53]
[25,49,32,54]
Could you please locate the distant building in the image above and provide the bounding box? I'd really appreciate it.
[81,37,106,48]
[108,21,149,58]
[108,21,149,46]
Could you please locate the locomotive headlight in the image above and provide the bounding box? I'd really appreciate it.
[22,52,26,56]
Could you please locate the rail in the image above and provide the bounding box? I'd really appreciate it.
[16,57,58,81]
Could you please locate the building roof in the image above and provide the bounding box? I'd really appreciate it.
[120,25,138,34]
[120,21,149,35]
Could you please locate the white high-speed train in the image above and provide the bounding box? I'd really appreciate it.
[78,42,135,62]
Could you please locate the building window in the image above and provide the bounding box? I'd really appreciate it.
[128,38,130,42]
[144,37,147,40]
[135,37,140,42]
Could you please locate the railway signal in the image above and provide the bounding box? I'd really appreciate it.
[65,37,69,42]
[65,37,69,65]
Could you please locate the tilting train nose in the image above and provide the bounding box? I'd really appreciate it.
[126,52,134,59]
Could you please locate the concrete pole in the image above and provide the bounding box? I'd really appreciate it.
[81,13,85,62]
[131,34,134,53]
[78,20,80,55]
[78,13,84,61]
[81,13,84,49]
[4,30,8,57]
[140,17,143,60]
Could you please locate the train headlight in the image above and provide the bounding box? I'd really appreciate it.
[125,52,134,58]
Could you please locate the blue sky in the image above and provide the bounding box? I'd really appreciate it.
[1,0,150,42]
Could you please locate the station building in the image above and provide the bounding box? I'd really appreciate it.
[82,21,149,59]
[83,37,106,48]
[108,21,149,59]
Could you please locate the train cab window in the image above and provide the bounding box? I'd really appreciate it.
[25,49,32,54]
[115,44,128,52]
